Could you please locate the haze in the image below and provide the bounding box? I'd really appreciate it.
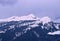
[0,0,60,19]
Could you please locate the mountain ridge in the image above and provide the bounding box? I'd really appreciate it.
[0,14,52,25]
[0,14,60,41]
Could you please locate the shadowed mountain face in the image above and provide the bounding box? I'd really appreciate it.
[0,0,17,5]
[0,14,60,41]
[0,20,60,41]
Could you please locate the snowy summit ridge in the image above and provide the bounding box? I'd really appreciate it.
[0,14,40,22]
[0,14,52,24]
[40,16,52,25]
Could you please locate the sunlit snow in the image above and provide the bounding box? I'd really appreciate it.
[48,31,60,35]
[40,16,52,25]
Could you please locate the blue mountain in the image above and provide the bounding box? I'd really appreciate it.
[0,14,60,41]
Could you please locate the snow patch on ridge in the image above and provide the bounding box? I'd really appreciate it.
[40,16,52,25]
[48,31,60,35]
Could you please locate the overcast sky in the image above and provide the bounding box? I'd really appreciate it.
[0,0,60,19]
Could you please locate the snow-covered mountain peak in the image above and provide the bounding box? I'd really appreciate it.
[24,14,40,20]
[9,16,18,19]
[27,14,35,17]
[40,16,52,25]
[0,14,40,22]
[0,14,52,25]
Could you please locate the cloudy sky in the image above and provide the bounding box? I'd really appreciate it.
[0,0,60,19]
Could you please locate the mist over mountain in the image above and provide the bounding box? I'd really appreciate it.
[0,0,60,19]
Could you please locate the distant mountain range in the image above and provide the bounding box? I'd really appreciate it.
[0,14,60,41]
